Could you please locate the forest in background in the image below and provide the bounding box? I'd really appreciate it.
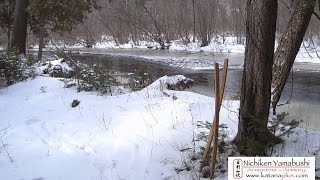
[0,0,319,50]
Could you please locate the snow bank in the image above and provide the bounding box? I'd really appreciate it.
[41,34,319,65]
[0,75,239,180]
[1,75,319,179]
[295,48,320,63]
[170,37,245,54]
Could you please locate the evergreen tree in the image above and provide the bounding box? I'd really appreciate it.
[11,0,28,54]
[0,0,15,49]
[10,0,98,56]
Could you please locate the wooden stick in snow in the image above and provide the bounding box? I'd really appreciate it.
[210,63,220,178]
[202,59,229,161]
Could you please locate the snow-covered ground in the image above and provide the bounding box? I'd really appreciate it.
[169,37,245,54]
[66,36,245,54]
[1,36,319,179]
[295,46,320,64]
[1,74,319,179]
[0,75,236,179]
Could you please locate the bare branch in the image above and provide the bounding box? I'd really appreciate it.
[0,141,14,163]
[0,130,14,163]
[312,11,320,21]
[279,0,292,13]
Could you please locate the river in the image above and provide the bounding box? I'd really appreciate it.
[68,49,320,131]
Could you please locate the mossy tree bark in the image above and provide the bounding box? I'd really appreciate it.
[271,0,316,112]
[234,0,282,156]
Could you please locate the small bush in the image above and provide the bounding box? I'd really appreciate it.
[0,52,34,86]
[68,60,118,95]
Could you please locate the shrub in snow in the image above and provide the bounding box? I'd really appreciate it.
[68,61,118,95]
[127,65,153,91]
[0,52,34,86]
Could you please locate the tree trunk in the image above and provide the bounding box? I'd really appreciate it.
[7,24,11,50]
[197,0,211,47]
[271,0,316,112]
[38,29,44,62]
[199,14,209,47]
[38,15,45,62]
[234,0,281,156]
[192,0,196,43]
[11,0,28,55]
[200,35,209,47]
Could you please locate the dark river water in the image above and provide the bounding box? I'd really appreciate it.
[69,53,320,130]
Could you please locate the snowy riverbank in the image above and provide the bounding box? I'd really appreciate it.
[0,75,319,179]
[62,36,320,67]
[0,75,236,179]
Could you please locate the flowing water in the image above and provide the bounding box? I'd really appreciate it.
[69,51,320,131]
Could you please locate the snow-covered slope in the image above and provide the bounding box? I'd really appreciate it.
[0,76,319,179]
[0,76,239,179]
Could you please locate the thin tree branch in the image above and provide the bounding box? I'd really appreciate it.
[1,140,14,163]
[279,0,292,13]
[312,11,320,21]
[0,129,14,163]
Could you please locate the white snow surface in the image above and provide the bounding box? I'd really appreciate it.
[295,46,320,63]
[169,37,245,54]
[0,75,238,179]
[0,75,319,179]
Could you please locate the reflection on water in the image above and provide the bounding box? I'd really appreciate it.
[277,102,320,131]
[70,54,174,82]
[186,70,242,99]
[69,53,320,130]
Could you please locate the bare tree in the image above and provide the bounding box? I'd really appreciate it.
[195,0,216,47]
[34,0,320,53]
[234,0,282,156]
[229,0,246,44]
[66,11,103,48]
[192,0,196,42]
[100,0,169,49]
[272,0,316,112]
